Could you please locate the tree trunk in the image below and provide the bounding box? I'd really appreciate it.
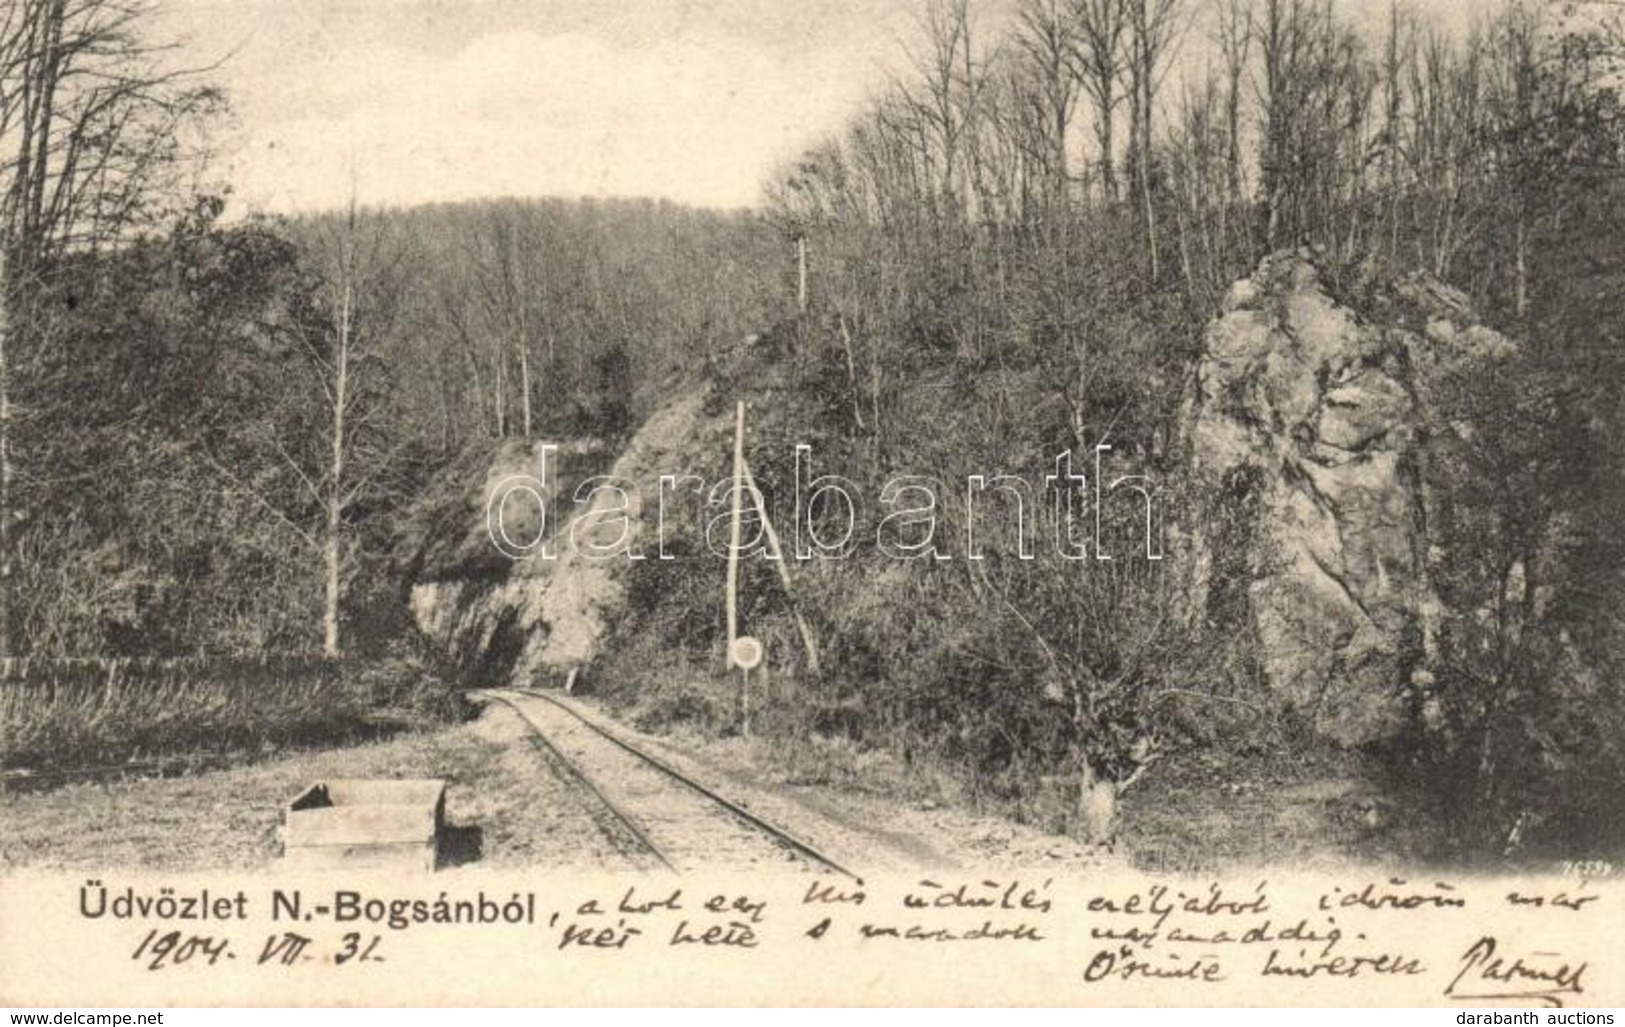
[0,247,11,657]
[1137,32,1160,281]
[1141,141,1161,281]
[323,510,341,658]
[1226,68,1243,203]
[1514,215,1529,321]
[323,281,352,658]
[836,313,867,431]
[1098,92,1118,201]
[494,348,506,438]
[1078,761,1119,844]
[1126,73,1143,213]
[796,235,808,313]
[519,343,532,438]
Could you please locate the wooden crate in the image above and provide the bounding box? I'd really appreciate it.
[283,779,446,872]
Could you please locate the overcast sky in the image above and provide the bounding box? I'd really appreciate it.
[160,0,1497,215]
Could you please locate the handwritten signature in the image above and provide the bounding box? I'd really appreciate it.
[1445,936,1587,1008]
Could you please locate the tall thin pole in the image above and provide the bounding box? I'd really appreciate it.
[726,400,745,663]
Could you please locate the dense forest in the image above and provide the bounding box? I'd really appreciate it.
[2,0,1622,863]
[6,196,780,655]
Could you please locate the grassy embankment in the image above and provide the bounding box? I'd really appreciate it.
[1,651,464,785]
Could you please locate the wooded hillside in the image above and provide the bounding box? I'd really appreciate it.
[2,0,1621,863]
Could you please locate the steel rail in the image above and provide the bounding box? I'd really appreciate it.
[482,690,678,874]
[510,687,864,883]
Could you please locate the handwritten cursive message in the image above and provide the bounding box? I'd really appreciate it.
[0,871,1614,1007]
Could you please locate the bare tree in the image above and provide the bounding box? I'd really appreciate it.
[982,58,1052,222]
[304,205,408,658]
[466,207,549,438]
[1483,3,1542,319]
[1123,0,1184,279]
[0,0,221,655]
[903,0,992,220]
[1255,0,1307,247]
[1401,23,1484,277]
[1254,0,1369,252]
[204,202,408,658]
[1013,0,1082,204]
[1071,0,1129,200]
[1216,0,1253,204]
[318,203,360,656]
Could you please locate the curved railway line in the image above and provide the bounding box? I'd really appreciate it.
[481,688,863,881]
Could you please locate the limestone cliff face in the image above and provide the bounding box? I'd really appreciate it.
[1182,253,1513,745]
[409,394,724,689]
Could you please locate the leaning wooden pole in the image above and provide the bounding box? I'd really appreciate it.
[741,456,820,676]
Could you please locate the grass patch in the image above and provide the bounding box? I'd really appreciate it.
[1,651,465,782]
[588,652,1468,870]
[592,659,1069,831]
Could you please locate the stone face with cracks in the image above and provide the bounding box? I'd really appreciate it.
[409,394,724,690]
[1182,252,1512,746]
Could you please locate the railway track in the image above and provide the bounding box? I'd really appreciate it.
[482,688,862,881]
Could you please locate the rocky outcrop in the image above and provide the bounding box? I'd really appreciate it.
[1182,252,1514,745]
[410,394,725,689]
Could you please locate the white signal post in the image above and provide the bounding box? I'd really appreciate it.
[731,634,763,736]
[726,401,747,732]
